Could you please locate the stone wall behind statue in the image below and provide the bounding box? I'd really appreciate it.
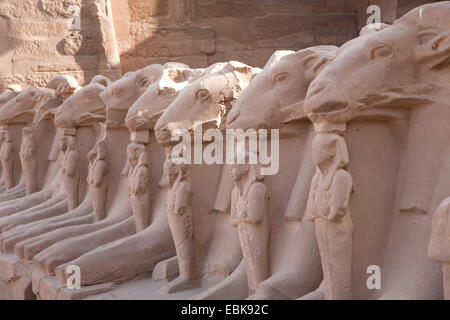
[0,0,440,88]
[0,0,121,89]
[112,0,440,73]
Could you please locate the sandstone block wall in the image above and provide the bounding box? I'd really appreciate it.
[0,0,439,88]
[112,0,439,73]
[0,0,121,89]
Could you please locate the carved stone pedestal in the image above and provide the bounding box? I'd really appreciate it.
[0,254,34,300]
[31,269,115,300]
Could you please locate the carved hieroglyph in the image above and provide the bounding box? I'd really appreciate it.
[306,133,353,300]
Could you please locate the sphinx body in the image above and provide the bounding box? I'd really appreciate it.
[24,66,167,275]
[53,63,205,288]
[303,2,450,299]
[0,77,79,219]
[196,47,336,300]
[2,3,450,300]
[0,76,114,254]
[20,64,199,280]
[154,61,262,294]
[0,86,55,199]
[0,74,109,227]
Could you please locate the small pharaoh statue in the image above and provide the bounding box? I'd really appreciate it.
[19,127,38,194]
[127,143,152,232]
[61,134,79,210]
[305,133,353,300]
[162,156,195,293]
[230,152,270,296]
[428,197,450,299]
[87,140,109,221]
[0,129,14,189]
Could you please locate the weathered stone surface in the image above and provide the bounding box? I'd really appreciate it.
[0,254,29,281]
[0,0,438,85]
[128,0,169,20]
[152,257,179,281]
[0,0,447,303]
[38,0,81,18]
[0,0,37,19]
[114,0,437,73]
[0,0,120,89]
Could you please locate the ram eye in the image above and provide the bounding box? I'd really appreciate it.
[274,72,289,84]
[303,56,318,69]
[112,89,123,96]
[84,91,94,99]
[196,89,210,101]
[138,78,150,88]
[418,29,440,45]
[368,45,393,59]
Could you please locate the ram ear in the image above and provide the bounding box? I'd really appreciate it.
[34,93,43,103]
[415,29,450,70]
[7,84,22,92]
[359,23,390,36]
[47,75,80,92]
[136,64,164,92]
[90,75,111,88]
[227,61,261,84]
[297,45,338,83]
[226,61,262,100]
[31,88,43,103]
[264,50,295,69]
[182,68,204,82]
[135,74,151,91]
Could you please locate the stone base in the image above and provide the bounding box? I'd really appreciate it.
[0,254,35,300]
[152,256,179,281]
[32,269,116,300]
[88,276,204,300]
[0,275,34,300]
